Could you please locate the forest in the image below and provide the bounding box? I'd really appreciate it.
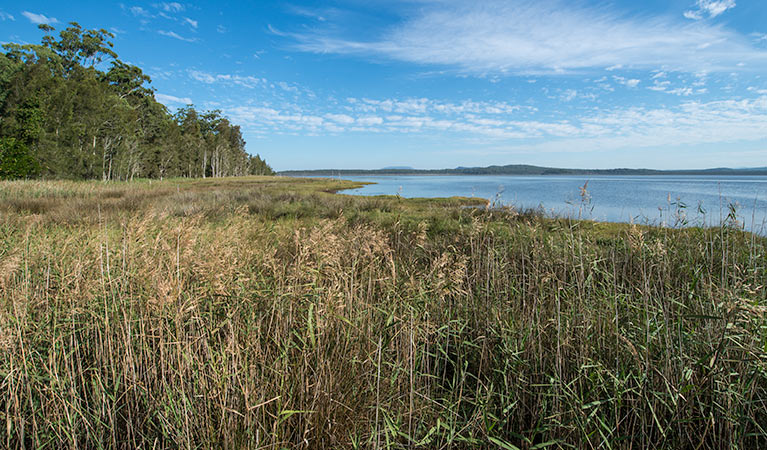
[0,23,273,180]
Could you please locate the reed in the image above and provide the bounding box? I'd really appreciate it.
[0,176,765,449]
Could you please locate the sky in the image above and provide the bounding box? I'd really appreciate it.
[1,0,767,170]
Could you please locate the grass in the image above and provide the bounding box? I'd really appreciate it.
[0,175,765,449]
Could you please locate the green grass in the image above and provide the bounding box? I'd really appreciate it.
[0,176,765,449]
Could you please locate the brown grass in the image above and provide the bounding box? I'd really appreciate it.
[0,176,765,449]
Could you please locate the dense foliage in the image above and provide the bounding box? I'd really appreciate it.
[0,23,273,180]
[0,137,39,179]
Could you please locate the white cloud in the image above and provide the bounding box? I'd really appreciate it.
[21,11,57,25]
[227,106,329,136]
[561,89,578,102]
[278,81,298,93]
[668,87,695,96]
[284,0,765,75]
[685,0,736,20]
[700,0,736,18]
[155,93,193,105]
[357,116,384,126]
[158,30,197,42]
[0,11,14,21]
[683,10,702,20]
[129,6,151,17]
[326,113,355,124]
[157,2,184,13]
[188,70,267,89]
[594,77,615,92]
[648,80,671,91]
[184,17,198,28]
[613,76,641,88]
[347,97,524,116]
[288,6,332,22]
[189,70,215,83]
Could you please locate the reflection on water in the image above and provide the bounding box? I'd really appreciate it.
[334,175,767,234]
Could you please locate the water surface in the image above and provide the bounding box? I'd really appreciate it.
[333,175,767,233]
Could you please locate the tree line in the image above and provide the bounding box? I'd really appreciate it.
[0,23,273,180]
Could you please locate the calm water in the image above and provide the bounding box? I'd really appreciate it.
[333,175,767,233]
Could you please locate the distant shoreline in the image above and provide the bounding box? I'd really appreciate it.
[280,164,767,177]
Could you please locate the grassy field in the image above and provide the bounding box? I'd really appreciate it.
[0,176,765,449]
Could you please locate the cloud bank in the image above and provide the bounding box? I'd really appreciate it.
[283,0,765,74]
[221,89,767,154]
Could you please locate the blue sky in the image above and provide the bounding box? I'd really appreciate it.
[2,0,767,170]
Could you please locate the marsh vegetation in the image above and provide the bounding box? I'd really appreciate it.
[0,176,765,448]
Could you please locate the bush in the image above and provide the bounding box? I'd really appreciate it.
[0,137,39,179]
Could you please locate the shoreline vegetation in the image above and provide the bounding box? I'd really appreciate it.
[1,175,765,448]
[280,164,767,177]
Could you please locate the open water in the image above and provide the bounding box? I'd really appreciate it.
[333,175,767,233]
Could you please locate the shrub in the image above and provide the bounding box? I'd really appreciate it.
[0,137,39,179]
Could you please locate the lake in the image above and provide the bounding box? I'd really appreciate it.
[331,175,767,233]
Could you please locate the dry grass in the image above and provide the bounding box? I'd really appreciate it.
[0,176,765,449]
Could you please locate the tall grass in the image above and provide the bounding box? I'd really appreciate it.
[0,176,765,448]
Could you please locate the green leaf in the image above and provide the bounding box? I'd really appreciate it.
[488,437,521,450]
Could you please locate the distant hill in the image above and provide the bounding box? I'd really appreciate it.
[280,164,767,177]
